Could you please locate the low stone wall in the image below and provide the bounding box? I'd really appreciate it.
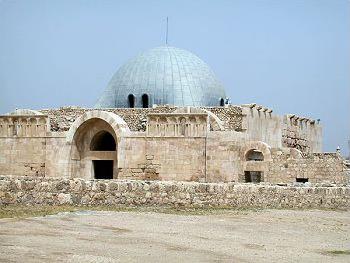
[0,176,349,209]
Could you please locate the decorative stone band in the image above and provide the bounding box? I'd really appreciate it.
[147,113,208,137]
[0,115,49,137]
[0,176,349,209]
[39,105,242,133]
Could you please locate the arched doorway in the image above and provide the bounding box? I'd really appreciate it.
[67,111,130,180]
[90,131,116,179]
[240,141,272,183]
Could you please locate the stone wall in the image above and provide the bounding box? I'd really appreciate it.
[0,137,46,177]
[241,106,284,149]
[39,105,243,132]
[118,137,206,182]
[45,135,71,178]
[205,132,245,182]
[240,105,322,153]
[0,176,348,209]
[200,106,243,131]
[267,151,347,184]
[282,115,322,153]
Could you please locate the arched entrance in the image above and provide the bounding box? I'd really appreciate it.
[241,141,272,183]
[244,149,264,183]
[67,110,130,179]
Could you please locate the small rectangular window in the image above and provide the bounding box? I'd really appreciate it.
[296,178,308,183]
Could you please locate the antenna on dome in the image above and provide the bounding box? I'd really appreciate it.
[166,16,169,45]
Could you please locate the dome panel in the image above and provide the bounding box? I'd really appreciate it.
[95,46,226,108]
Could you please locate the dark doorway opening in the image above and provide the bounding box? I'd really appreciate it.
[296,178,308,183]
[142,94,149,108]
[244,171,263,183]
[128,94,135,108]
[93,160,113,179]
[90,131,116,151]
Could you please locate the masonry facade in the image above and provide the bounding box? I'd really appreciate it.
[0,105,348,184]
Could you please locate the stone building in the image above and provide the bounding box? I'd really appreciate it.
[0,46,348,184]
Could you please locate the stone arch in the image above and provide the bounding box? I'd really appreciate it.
[66,110,130,179]
[198,109,224,131]
[245,149,264,161]
[241,141,272,183]
[66,110,130,144]
[241,141,272,161]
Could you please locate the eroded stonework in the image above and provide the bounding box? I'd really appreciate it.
[39,105,243,133]
[0,176,349,209]
[0,105,348,185]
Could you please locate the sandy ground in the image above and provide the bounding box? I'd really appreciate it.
[0,209,349,263]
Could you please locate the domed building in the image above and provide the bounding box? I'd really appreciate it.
[95,46,226,108]
[0,45,346,187]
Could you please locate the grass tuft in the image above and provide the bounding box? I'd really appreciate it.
[325,250,350,256]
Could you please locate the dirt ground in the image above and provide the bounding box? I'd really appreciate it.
[0,209,349,262]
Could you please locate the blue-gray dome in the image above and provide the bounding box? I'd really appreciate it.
[95,46,226,108]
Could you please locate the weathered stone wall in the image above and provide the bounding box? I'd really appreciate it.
[0,132,346,184]
[241,106,284,149]
[200,106,243,131]
[39,107,177,132]
[206,132,245,183]
[39,105,243,132]
[45,134,71,178]
[118,136,206,182]
[0,137,46,177]
[0,107,333,183]
[146,137,206,182]
[0,176,348,209]
[267,151,347,184]
[282,115,322,153]
[240,105,322,153]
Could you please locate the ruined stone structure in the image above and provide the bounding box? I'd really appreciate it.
[0,105,347,184]
[0,46,348,185]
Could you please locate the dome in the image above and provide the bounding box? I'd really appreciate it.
[95,46,226,108]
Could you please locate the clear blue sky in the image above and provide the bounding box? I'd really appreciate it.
[0,0,349,156]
